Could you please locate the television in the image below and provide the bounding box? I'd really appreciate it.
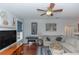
[0,30,16,50]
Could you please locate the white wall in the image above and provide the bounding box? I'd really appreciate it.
[0,11,15,30]
[24,18,78,39]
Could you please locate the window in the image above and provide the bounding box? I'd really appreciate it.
[46,23,57,31]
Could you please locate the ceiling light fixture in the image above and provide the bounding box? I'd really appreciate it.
[46,10,52,15]
[46,8,52,16]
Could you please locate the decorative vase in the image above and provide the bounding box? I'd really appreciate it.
[12,17,16,26]
[3,16,8,25]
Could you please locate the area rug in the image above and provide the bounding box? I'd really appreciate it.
[36,46,52,55]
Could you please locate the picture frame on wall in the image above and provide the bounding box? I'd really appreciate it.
[31,22,37,35]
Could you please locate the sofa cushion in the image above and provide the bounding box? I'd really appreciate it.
[75,40,79,50]
[65,38,76,47]
[61,42,76,53]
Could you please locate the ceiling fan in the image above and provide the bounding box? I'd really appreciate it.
[37,3,63,16]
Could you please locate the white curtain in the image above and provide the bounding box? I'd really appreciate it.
[64,25,74,37]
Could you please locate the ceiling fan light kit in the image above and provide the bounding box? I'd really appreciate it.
[46,11,52,16]
[37,3,63,16]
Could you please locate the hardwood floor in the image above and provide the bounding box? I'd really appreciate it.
[22,43,38,55]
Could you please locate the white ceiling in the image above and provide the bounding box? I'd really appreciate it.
[0,3,79,19]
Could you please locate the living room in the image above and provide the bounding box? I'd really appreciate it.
[0,3,79,55]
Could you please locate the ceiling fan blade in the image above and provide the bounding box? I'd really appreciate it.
[53,9,63,12]
[37,9,46,12]
[48,3,55,9]
[40,13,46,16]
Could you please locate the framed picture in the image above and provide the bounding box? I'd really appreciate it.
[31,22,37,35]
[46,23,57,31]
